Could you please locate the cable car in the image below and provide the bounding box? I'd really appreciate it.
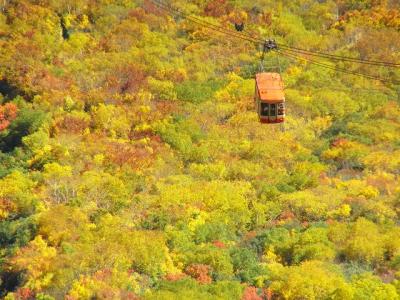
[255,72,285,124]
[234,22,244,32]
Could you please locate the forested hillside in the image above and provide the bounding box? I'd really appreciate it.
[1,0,400,299]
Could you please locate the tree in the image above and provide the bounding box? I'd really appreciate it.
[0,171,38,218]
[10,236,57,292]
[292,226,336,264]
[343,218,385,264]
[351,273,399,300]
[269,261,353,299]
[0,107,46,152]
[77,170,131,213]
[42,163,74,204]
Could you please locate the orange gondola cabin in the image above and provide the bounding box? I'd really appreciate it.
[255,72,285,123]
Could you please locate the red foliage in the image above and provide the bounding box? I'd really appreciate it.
[204,0,231,17]
[185,264,212,284]
[52,57,65,68]
[95,289,116,299]
[105,141,152,169]
[165,273,187,281]
[10,2,32,20]
[377,268,396,283]
[326,218,335,225]
[127,268,136,275]
[142,0,165,17]
[243,231,257,243]
[301,221,309,228]
[241,286,263,300]
[93,268,113,281]
[331,138,349,147]
[155,100,180,115]
[24,30,35,39]
[319,172,331,185]
[126,8,166,47]
[264,287,273,300]
[278,210,295,221]
[56,114,90,134]
[105,64,147,94]
[120,291,140,300]
[130,129,154,141]
[14,288,34,300]
[0,102,18,131]
[0,198,17,215]
[129,7,148,21]
[212,240,226,248]
[32,68,72,92]
[13,41,42,62]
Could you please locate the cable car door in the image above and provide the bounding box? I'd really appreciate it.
[269,104,277,122]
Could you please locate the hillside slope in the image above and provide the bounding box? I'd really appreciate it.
[1,0,400,299]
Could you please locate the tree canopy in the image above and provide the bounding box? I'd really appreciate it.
[1,0,400,299]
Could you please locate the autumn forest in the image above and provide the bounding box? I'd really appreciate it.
[1,0,400,299]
